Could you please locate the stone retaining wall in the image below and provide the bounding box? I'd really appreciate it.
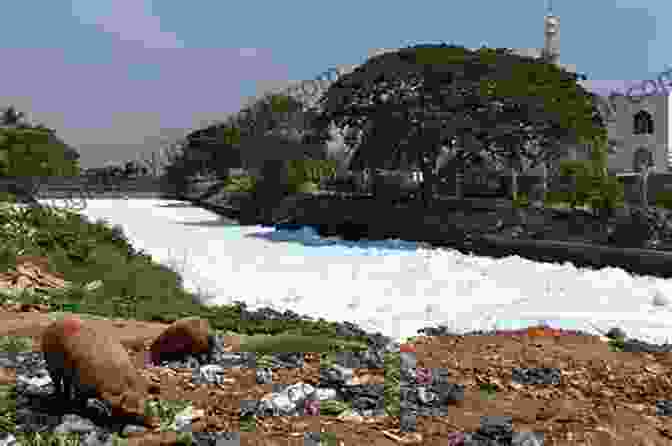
[179,188,672,279]
[268,194,672,279]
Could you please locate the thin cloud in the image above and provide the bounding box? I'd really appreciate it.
[239,48,259,57]
[70,0,184,49]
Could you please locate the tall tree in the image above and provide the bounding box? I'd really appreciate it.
[0,106,80,175]
[181,92,328,184]
[0,130,79,172]
[157,138,202,197]
[136,139,184,179]
[178,93,304,179]
[0,105,27,126]
[471,49,607,202]
[185,123,245,177]
[0,126,81,204]
[310,44,607,206]
[310,44,507,205]
[117,159,149,178]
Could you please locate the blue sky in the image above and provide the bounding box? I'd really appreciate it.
[0,0,665,168]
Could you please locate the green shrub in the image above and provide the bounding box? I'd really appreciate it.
[0,127,80,178]
[556,159,625,215]
[222,174,256,192]
[237,159,336,221]
[285,158,337,189]
[543,190,572,207]
[655,191,672,210]
[557,159,593,208]
[511,191,530,208]
[0,192,16,203]
[321,171,359,193]
[584,174,625,216]
[291,181,319,194]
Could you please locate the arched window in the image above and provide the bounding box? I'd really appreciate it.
[634,110,654,134]
[633,147,654,172]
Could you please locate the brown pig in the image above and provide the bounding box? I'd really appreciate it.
[40,316,160,427]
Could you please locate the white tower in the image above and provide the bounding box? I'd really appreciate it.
[542,0,560,65]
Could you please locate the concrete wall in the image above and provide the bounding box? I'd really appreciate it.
[602,93,669,173]
[0,176,165,197]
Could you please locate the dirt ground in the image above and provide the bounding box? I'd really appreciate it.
[3,303,672,445]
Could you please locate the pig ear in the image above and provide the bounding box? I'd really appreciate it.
[143,351,157,368]
[61,317,82,336]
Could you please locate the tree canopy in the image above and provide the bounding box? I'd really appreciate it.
[0,124,80,178]
[470,47,606,172]
[308,43,608,203]
[178,92,327,181]
[310,44,485,167]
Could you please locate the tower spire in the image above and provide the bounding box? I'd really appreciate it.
[543,0,559,65]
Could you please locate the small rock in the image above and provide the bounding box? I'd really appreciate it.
[652,290,671,307]
[606,327,627,340]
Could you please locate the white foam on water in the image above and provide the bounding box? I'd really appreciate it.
[32,198,672,345]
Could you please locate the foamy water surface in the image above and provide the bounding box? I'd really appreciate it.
[31,198,672,345]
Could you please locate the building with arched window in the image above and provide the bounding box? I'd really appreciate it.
[518,9,672,176]
[593,92,670,174]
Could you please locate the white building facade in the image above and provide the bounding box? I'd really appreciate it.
[596,93,671,174]
[521,10,672,177]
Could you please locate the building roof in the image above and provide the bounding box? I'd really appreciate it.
[577,79,669,98]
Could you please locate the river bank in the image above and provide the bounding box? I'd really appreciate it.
[179,188,672,280]
[4,197,672,445]
[9,193,672,344]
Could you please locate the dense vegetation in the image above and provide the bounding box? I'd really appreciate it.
[159,44,624,217]
[308,44,609,206]
[0,106,82,203]
[153,43,672,251]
